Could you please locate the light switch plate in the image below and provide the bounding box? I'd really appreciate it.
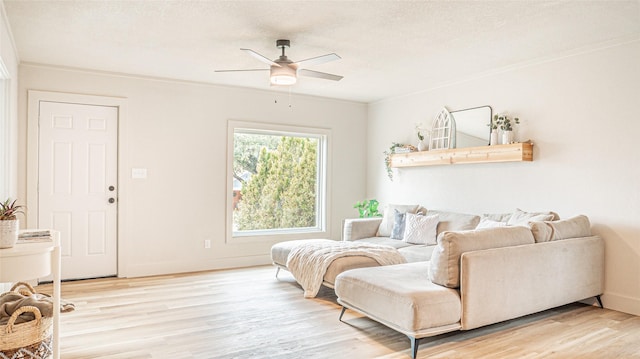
[131,168,147,179]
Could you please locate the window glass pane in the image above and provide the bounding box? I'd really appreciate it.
[232,130,320,233]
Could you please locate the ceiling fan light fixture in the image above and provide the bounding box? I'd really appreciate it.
[270,64,297,85]
[218,39,342,86]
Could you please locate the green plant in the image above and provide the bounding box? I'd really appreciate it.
[0,198,25,220]
[234,137,317,230]
[353,199,382,218]
[415,125,425,141]
[491,114,520,131]
[383,142,406,181]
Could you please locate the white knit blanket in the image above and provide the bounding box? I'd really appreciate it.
[286,241,406,298]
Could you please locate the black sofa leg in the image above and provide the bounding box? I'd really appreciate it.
[596,295,604,308]
[409,336,419,359]
[339,306,347,322]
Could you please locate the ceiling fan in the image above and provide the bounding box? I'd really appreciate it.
[215,39,343,86]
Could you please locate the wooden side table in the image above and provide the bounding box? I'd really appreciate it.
[0,230,61,359]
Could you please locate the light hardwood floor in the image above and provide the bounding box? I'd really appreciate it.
[36,265,640,359]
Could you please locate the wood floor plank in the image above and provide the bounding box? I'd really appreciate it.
[34,265,640,358]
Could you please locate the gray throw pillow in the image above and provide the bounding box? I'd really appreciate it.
[390,210,406,240]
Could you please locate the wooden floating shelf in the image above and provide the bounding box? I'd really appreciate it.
[390,142,533,168]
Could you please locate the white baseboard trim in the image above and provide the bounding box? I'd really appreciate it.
[122,255,272,278]
[601,291,640,316]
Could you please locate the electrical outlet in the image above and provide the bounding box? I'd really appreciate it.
[204,239,211,249]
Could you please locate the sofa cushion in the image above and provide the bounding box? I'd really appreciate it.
[428,226,535,288]
[529,215,592,243]
[507,208,557,226]
[271,239,336,266]
[426,210,480,235]
[335,262,462,333]
[323,256,380,287]
[390,210,407,240]
[356,236,413,249]
[397,245,437,263]
[481,212,512,223]
[475,217,507,229]
[403,213,439,245]
[377,204,420,237]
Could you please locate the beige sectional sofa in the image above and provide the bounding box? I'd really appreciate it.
[335,212,604,358]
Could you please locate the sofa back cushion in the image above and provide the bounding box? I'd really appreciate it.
[529,215,591,243]
[426,210,480,235]
[506,208,558,226]
[482,209,560,227]
[429,226,535,288]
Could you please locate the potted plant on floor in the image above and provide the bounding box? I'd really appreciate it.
[0,198,25,248]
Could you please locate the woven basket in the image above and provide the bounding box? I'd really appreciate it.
[9,282,37,297]
[0,283,53,359]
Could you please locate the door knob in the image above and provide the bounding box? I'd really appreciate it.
[108,198,115,204]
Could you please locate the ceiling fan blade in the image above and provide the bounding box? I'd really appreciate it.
[241,48,281,67]
[298,69,343,81]
[215,69,269,73]
[294,53,341,68]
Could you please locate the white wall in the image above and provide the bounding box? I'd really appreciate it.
[17,65,367,277]
[368,40,640,316]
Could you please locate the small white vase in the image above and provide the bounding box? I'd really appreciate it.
[502,130,514,145]
[0,219,19,249]
[417,140,427,151]
[490,130,499,146]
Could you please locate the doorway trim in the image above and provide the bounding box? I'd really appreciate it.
[0,62,9,198]
[27,90,130,277]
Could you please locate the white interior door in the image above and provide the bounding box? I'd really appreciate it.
[38,101,118,280]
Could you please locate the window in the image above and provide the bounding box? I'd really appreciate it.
[227,121,328,240]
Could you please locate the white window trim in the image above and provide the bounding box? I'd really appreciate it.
[226,120,331,244]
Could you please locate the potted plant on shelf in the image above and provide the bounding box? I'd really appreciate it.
[0,198,25,248]
[493,114,520,144]
[353,199,383,218]
[383,142,416,181]
[415,125,429,151]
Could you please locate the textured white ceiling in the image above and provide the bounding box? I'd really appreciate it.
[3,0,640,103]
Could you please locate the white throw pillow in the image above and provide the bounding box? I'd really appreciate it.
[403,213,439,245]
[475,217,508,229]
[377,204,420,237]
